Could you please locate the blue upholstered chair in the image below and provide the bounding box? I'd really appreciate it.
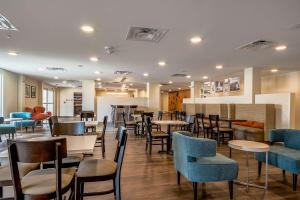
[10,112,36,133]
[255,129,300,191]
[0,117,16,141]
[173,132,238,200]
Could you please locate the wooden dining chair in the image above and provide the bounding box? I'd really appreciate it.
[209,115,233,146]
[48,116,58,136]
[44,122,85,168]
[196,113,211,138]
[94,116,108,158]
[76,127,128,200]
[80,111,94,121]
[8,137,76,200]
[122,112,138,135]
[144,116,169,154]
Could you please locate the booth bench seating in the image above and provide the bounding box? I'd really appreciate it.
[255,129,300,191]
[10,112,36,132]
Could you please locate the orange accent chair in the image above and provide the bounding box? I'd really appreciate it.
[25,106,52,121]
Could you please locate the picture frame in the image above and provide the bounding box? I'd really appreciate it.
[31,86,36,98]
[25,84,31,98]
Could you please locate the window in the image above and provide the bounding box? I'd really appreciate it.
[43,89,54,113]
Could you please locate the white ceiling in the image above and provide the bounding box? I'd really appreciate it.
[0,0,300,90]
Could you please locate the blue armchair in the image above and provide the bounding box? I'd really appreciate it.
[255,129,300,191]
[10,112,36,132]
[173,132,238,200]
[0,117,16,141]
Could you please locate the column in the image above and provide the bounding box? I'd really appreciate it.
[82,80,95,111]
[146,82,161,112]
[190,81,201,99]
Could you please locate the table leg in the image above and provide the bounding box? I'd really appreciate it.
[167,124,171,152]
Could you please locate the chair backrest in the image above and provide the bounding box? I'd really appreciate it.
[144,116,153,137]
[101,116,108,139]
[196,113,205,128]
[114,126,128,187]
[8,137,67,199]
[48,116,59,135]
[115,126,124,140]
[10,112,32,119]
[53,122,85,136]
[157,111,163,120]
[142,112,153,123]
[0,117,4,124]
[269,129,300,150]
[33,106,45,114]
[80,111,94,121]
[122,112,127,125]
[173,132,217,176]
[209,114,219,129]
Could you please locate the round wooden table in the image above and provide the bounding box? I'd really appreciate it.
[153,120,188,153]
[228,140,270,190]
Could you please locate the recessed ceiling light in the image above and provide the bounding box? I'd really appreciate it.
[129,83,133,86]
[143,73,149,77]
[62,80,67,84]
[54,76,59,80]
[8,51,18,56]
[96,78,101,81]
[81,25,94,33]
[190,36,202,44]
[202,76,208,79]
[216,65,223,69]
[158,61,166,66]
[271,69,279,73]
[275,45,287,51]
[186,75,191,78]
[90,57,99,62]
[168,81,173,84]
[37,67,45,71]
[178,88,181,90]
[94,71,100,74]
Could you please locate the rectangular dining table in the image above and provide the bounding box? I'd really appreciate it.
[0,134,98,158]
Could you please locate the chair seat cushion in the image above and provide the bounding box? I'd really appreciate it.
[187,153,238,182]
[0,124,16,134]
[152,131,169,137]
[0,163,40,185]
[77,159,116,178]
[21,168,76,195]
[255,145,300,173]
[13,120,36,128]
[213,127,233,132]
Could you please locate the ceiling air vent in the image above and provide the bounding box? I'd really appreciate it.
[114,70,132,75]
[171,73,188,77]
[236,40,276,51]
[126,26,168,43]
[46,67,65,71]
[0,13,18,31]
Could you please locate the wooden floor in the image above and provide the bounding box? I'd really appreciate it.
[2,125,300,199]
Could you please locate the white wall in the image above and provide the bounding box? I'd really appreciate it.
[59,87,82,116]
[97,96,148,122]
[0,68,19,117]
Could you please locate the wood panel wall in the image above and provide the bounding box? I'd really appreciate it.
[168,90,190,111]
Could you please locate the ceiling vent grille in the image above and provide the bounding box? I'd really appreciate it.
[126,26,168,42]
[114,70,132,75]
[171,73,188,77]
[237,40,277,51]
[46,67,65,71]
[0,13,18,31]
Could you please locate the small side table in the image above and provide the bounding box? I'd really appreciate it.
[228,140,269,190]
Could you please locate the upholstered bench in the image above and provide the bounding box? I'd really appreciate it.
[10,112,36,133]
[255,129,300,191]
[0,117,16,141]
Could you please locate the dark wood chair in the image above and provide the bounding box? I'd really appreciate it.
[209,115,233,146]
[145,116,169,154]
[196,113,211,138]
[44,122,86,168]
[94,116,108,158]
[76,127,128,200]
[48,116,58,136]
[122,112,138,135]
[80,111,94,121]
[8,137,75,200]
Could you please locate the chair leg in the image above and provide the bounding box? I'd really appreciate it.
[161,139,164,151]
[177,171,180,185]
[293,174,297,191]
[116,176,121,200]
[145,139,148,152]
[193,182,198,200]
[149,140,152,155]
[102,143,105,159]
[32,127,34,133]
[258,161,262,176]
[113,178,116,196]
[282,170,286,176]
[0,186,3,198]
[75,180,81,200]
[80,182,84,200]
[25,127,28,133]
[228,181,233,200]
